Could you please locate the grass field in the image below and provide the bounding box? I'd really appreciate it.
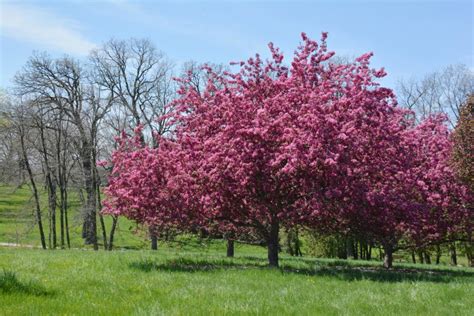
[1,184,473,314]
[1,247,473,315]
[0,184,147,249]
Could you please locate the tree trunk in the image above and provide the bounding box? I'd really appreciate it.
[383,243,394,269]
[424,252,431,264]
[38,121,57,249]
[346,237,355,259]
[48,181,57,249]
[20,133,46,250]
[465,242,473,267]
[450,243,457,266]
[418,251,424,264]
[267,220,280,267]
[226,239,235,257]
[64,189,70,248]
[59,186,65,249]
[150,226,158,250]
[411,251,416,264]
[108,216,118,251]
[81,145,97,250]
[435,245,441,265]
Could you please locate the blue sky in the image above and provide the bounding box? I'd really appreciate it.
[0,0,472,89]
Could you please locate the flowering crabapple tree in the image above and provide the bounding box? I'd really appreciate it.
[104,33,471,268]
[169,33,409,267]
[322,113,472,268]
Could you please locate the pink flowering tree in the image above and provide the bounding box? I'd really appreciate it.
[104,33,471,268]
[325,114,472,268]
[168,33,407,267]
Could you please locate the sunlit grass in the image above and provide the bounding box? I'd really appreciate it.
[0,247,473,315]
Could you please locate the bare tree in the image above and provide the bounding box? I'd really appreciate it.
[397,64,474,127]
[91,38,176,249]
[1,98,47,249]
[14,53,114,250]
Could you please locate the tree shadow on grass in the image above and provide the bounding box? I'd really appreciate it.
[0,270,53,296]
[129,256,474,283]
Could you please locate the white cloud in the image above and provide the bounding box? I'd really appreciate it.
[0,3,96,55]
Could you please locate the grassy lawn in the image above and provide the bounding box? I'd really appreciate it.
[1,184,473,314]
[0,247,473,315]
[0,184,147,249]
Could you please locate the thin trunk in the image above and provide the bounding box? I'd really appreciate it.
[467,228,474,267]
[418,251,424,264]
[150,226,158,250]
[286,228,294,256]
[81,145,97,250]
[64,189,70,248]
[411,250,416,264]
[39,125,57,249]
[424,252,431,265]
[59,186,65,249]
[346,237,355,259]
[294,228,302,257]
[226,239,235,257]
[97,179,108,250]
[450,243,458,266]
[108,216,119,251]
[435,245,441,265]
[57,114,65,249]
[20,133,46,249]
[383,244,394,269]
[465,241,473,267]
[267,220,280,267]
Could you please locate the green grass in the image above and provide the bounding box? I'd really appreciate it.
[0,184,147,249]
[0,247,473,315]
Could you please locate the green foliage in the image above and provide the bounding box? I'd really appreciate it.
[0,184,146,249]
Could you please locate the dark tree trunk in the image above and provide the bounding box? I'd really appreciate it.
[59,186,65,249]
[64,189,70,248]
[465,241,473,267]
[286,228,294,256]
[346,237,355,259]
[383,243,394,269]
[294,228,302,257]
[81,145,97,250]
[450,243,457,266]
[418,251,424,264]
[20,133,46,250]
[411,251,416,264]
[108,216,118,250]
[94,150,108,250]
[150,226,158,250]
[435,245,441,265]
[38,124,57,249]
[226,239,235,257]
[267,220,280,267]
[424,252,431,264]
[47,181,57,249]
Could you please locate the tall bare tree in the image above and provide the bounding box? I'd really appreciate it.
[90,38,175,249]
[397,64,474,127]
[14,53,114,249]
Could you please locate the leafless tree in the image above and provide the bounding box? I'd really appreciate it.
[397,64,474,127]
[14,53,114,249]
[90,38,176,249]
